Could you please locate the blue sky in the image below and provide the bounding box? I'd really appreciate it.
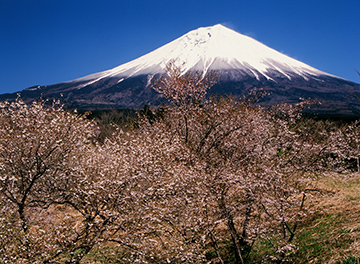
[0,0,359,94]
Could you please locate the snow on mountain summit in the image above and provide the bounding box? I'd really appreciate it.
[73,24,328,85]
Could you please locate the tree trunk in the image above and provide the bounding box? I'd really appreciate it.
[219,194,244,264]
[227,218,244,264]
[240,204,253,258]
[209,230,225,264]
[18,203,28,233]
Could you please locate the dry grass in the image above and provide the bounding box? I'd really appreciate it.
[294,172,360,263]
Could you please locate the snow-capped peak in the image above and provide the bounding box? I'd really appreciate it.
[72,24,331,84]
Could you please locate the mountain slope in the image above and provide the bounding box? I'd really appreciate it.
[1,24,359,116]
[71,24,326,82]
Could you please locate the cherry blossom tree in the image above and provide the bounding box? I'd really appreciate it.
[0,64,338,263]
[0,97,96,262]
[0,96,209,263]
[150,64,326,263]
[330,120,360,173]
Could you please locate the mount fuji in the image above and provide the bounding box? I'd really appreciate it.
[2,24,360,116]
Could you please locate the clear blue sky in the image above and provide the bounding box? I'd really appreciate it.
[1,0,359,94]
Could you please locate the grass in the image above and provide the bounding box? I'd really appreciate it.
[292,172,360,263]
[244,172,360,263]
[336,255,360,264]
